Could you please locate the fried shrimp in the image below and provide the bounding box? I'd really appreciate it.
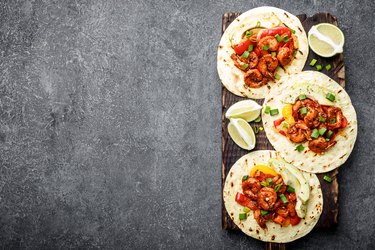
[326,107,344,129]
[242,177,261,200]
[257,54,278,79]
[277,47,293,66]
[244,69,266,88]
[257,187,277,210]
[287,121,311,143]
[257,36,279,54]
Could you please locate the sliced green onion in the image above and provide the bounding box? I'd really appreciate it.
[275,34,282,42]
[260,181,268,187]
[289,28,296,34]
[326,93,335,102]
[264,106,271,114]
[267,178,273,184]
[261,210,269,216]
[330,118,336,124]
[270,109,279,116]
[256,21,261,27]
[311,128,320,139]
[242,63,248,70]
[259,126,264,131]
[254,116,262,122]
[298,94,306,100]
[248,44,253,52]
[263,44,270,51]
[271,51,277,57]
[242,51,250,58]
[309,59,317,66]
[286,185,295,193]
[243,207,251,213]
[316,64,322,71]
[253,125,259,134]
[319,127,327,135]
[279,194,289,203]
[239,213,247,220]
[274,73,281,80]
[245,30,253,38]
[274,184,282,192]
[293,49,298,57]
[326,138,330,142]
[283,35,289,42]
[325,64,332,71]
[242,175,249,181]
[323,175,332,183]
[300,107,307,115]
[326,130,334,139]
[282,122,289,128]
[296,144,304,152]
[319,117,326,122]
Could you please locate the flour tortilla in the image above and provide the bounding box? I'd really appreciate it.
[223,150,323,243]
[217,6,308,99]
[262,71,357,173]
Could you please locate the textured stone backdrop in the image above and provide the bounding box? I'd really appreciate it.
[0,0,374,249]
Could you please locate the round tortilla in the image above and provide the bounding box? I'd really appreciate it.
[217,6,308,99]
[223,150,323,243]
[262,71,357,173]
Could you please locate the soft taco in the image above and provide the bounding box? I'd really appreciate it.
[223,150,322,243]
[217,6,308,99]
[262,71,357,173]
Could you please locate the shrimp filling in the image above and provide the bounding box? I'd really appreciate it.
[274,98,348,153]
[235,171,301,229]
[231,26,298,88]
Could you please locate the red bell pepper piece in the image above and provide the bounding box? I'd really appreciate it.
[273,117,285,128]
[234,39,252,55]
[259,27,291,39]
[341,116,348,128]
[290,215,301,226]
[235,192,258,210]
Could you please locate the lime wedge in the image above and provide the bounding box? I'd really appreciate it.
[225,100,262,122]
[308,23,345,57]
[228,118,256,150]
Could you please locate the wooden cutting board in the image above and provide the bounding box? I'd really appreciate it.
[221,12,345,249]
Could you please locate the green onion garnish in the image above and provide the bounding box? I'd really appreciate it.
[242,63,248,70]
[261,210,269,216]
[271,51,276,57]
[260,181,268,187]
[245,30,253,38]
[275,34,282,42]
[316,64,322,71]
[298,94,306,100]
[242,51,250,58]
[286,186,295,193]
[274,184,282,192]
[311,128,320,139]
[254,116,262,122]
[330,118,336,124]
[319,117,326,122]
[283,35,289,42]
[300,107,307,115]
[274,73,281,80]
[325,64,332,71]
[267,178,273,184]
[326,130,334,139]
[326,93,335,102]
[243,207,251,213]
[256,21,261,27]
[319,127,327,135]
[290,28,296,34]
[263,44,270,51]
[248,44,253,52]
[259,126,264,131]
[323,175,332,183]
[282,122,289,128]
[242,175,249,181]
[296,144,304,152]
[253,125,259,134]
[279,194,289,203]
[264,106,271,114]
[270,109,279,116]
[293,49,298,57]
[326,138,330,142]
[239,213,247,220]
[309,59,317,66]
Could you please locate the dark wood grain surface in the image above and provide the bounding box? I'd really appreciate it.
[221,11,344,239]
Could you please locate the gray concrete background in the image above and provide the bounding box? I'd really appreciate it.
[0,0,374,249]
